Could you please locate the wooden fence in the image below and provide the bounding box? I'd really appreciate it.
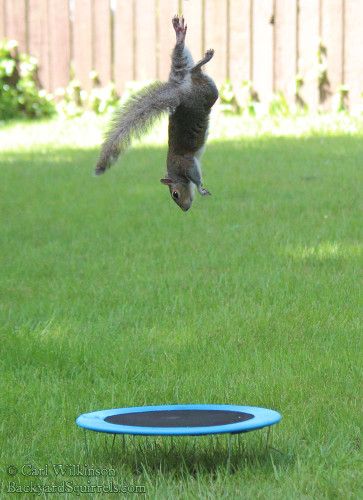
[1,0,363,110]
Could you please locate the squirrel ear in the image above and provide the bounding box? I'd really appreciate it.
[160,178,173,185]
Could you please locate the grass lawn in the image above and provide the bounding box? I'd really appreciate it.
[0,114,362,498]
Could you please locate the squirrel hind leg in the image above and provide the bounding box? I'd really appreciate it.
[169,44,194,85]
[192,49,215,73]
[169,15,195,85]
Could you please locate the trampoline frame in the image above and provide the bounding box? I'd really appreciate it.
[76,404,281,436]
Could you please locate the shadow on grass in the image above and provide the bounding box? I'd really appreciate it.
[82,432,292,477]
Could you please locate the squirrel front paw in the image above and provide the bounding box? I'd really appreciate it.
[198,186,211,196]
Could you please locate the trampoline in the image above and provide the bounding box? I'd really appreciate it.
[76,404,281,437]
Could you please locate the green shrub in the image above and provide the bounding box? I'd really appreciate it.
[55,70,119,117]
[219,80,258,116]
[332,84,349,113]
[269,91,290,116]
[0,39,55,120]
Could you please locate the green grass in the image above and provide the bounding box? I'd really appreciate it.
[0,115,362,498]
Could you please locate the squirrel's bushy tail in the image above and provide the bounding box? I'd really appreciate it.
[95,82,179,175]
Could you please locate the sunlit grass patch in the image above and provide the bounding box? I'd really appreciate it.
[286,241,362,260]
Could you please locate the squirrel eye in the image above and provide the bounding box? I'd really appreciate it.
[172,191,179,200]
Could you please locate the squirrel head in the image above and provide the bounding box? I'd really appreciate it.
[160,178,195,211]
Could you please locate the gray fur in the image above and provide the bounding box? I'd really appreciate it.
[95,15,218,211]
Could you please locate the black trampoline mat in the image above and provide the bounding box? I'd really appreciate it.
[104,409,255,428]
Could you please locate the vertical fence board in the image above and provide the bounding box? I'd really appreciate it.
[0,0,5,40]
[29,0,50,89]
[182,0,203,62]
[344,0,363,110]
[93,0,112,85]
[321,0,343,109]
[252,0,274,104]
[114,0,134,92]
[204,0,228,85]
[5,0,27,50]
[73,0,93,89]
[229,0,252,84]
[274,0,297,103]
[134,0,157,81]
[298,0,320,110]
[48,0,70,90]
[158,0,179,81]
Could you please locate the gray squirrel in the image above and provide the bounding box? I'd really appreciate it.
[95,15,218,211]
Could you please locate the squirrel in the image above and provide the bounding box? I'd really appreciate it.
[95,15,218,212]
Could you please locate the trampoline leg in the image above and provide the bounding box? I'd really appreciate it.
[83,430,89,456]
[265,426,271,452]
[121,434,126,454]
[166,436,174,458]
[111,434,116,452]
[227,434,232,471]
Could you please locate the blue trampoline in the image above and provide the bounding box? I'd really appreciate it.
[76,404,281,436]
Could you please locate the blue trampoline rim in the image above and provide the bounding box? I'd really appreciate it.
[76,404,282,436]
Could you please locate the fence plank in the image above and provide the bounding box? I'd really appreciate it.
[252,0,274,104]
[274,0,297,104]
[204,0,228,85]
[134,0,157,81]
[182,0,203,62]
[0,0,5,40]
[93,0,112,86]
[4,0,27,50]
[114,0,134,92]
[28,0,50,89]
[48,0,70,90]
[344,0,363,110]
[158,0,179,81]
[229,0,252,84]
[73,0,93,90]
[320,0,344,110]
[297,0,320,110]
